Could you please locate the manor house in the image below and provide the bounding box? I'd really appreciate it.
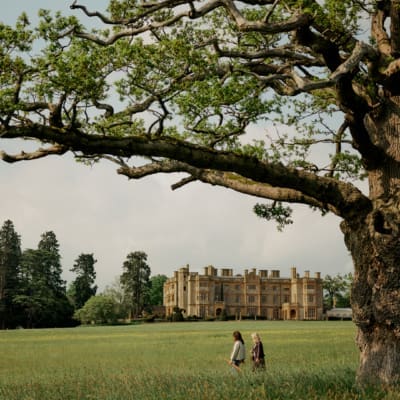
[163,265,323,320]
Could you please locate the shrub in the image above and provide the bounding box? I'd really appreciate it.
[171,306,184,322]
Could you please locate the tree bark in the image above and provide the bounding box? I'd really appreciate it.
[342,96,400,386]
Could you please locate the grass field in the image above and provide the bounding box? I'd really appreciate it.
[0,321,396,399]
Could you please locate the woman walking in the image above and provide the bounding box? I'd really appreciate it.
[250,332,265,370]
[229,331,246,369]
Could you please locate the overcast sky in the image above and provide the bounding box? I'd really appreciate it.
[1,1,355,290]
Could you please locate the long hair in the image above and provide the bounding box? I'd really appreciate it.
[233,330,244,344]
[251,332,261,343]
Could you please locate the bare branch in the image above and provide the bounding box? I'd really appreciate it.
[71,1,121,24]
[171,176,197,190]
[213,42,324,66]
[0,145,67,163]
[263,0,280,23]
[327,120,349,178]
[222,0,312,33]
[72,0,311,45]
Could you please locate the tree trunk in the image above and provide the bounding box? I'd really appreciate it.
[341,96,400,386]
[342,212,400,386]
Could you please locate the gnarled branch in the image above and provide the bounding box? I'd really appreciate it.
[0,144,67,162]
[116,159,337,213]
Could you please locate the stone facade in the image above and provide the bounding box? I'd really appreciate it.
[163,265,324,320]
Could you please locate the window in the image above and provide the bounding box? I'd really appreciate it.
[236,295,240,303]
[307,308,316,319]
[261,308,268,317]
[283,295,290,303]
[248,295,255,303]
[261,295,267,304]
[247,285,256,291]
[273,295,279,305]
[247,307,257,316]
[308,295,314,303]
[199,293,207,301]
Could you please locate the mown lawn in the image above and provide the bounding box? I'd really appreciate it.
[0,321,395,399]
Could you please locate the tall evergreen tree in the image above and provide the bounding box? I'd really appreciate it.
[120,251,151,318]
[15,248,53,328]
[69,253,97,310]
[37,231,65,296]
[0,220,21,329]
[14,231,73,328]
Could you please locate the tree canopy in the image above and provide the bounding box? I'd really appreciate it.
[2,0,400,386]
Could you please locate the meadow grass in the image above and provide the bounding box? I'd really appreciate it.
[0,321,397,399]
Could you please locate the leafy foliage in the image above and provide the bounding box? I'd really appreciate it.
[73,295,118,324]
[323,273,353,309]
[253,202,293,231]
[149,274,168,307]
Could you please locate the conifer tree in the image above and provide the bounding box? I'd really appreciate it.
[120,251,151,318]
[69,253,97,310]
[0,220,21,328]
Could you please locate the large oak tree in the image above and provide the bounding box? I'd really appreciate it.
[1,0,400,385]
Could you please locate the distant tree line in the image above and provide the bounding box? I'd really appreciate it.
[0,219,167,329]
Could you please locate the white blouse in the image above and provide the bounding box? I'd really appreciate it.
[230,340,246,361]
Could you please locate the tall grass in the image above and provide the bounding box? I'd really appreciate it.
[0,321,395,399]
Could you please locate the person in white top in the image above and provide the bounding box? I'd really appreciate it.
[230,331,246,367]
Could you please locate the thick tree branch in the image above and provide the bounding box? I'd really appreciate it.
[0,125,371,220]
[330,42,378,82]
[116,159,338,213]
[371,7,391,56]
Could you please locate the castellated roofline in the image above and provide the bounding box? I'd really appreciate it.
[176,264,321,279]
